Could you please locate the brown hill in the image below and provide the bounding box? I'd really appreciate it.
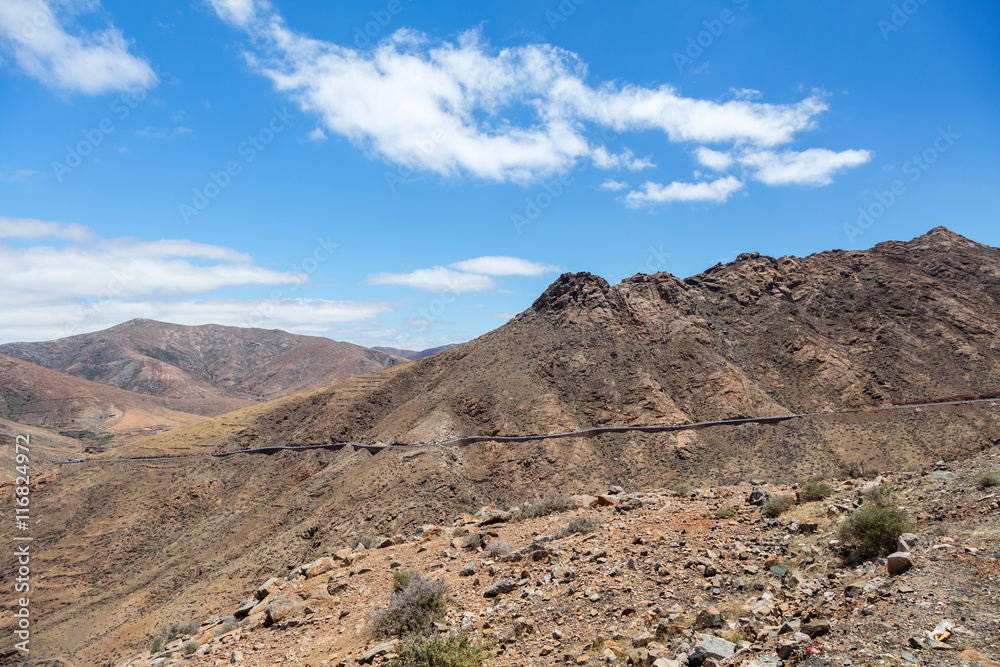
[8,227,1000,665]
[372,343,463,360]
[0,319,407,404]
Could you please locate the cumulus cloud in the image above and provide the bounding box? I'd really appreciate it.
[366,267,495,293]
[738,148,873,186]
[625,176,744,207]
[207,2,858,197]
[694,147,734,171]
[448,256,557,276]
[0,220,390,342]
[0,0,156,94]
[597,179,628,191]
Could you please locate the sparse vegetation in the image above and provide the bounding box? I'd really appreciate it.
[464,531,488,551]
[213,617,238,636]
[390,633,488,667]
[839,460,877,480]
[761,495,794,518]
[371,571,449,638]
[837,503,913,562]
[149,637,162,654]
[392,569,415,592]
[863,482,897,507]
[672,482,692,495]
[486,538,510,557]
[354,535,378,549]
[713,506,737,519]
[799,479,834,502]
[975,470,1000,489]
[163,620,199,643]
[182,640,197,655]
[556,516,600,539]
[512,493,574,520]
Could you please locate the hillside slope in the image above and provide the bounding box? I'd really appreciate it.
[0,319,407,405]
[8,227,1000,665]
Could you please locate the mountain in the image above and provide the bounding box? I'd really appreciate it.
[372,343,463,360]
[8,227,1000,665]
[0,319,407,404]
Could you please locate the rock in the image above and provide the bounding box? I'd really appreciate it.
[898,532,918,552]
[233,599,256,619]
[632,631,652,648]
[887,552,914,575]
[573,494,599,508]
[513,617,536,636]
[264,597,304,625]
[597,494,618,506]
[652,659,682,667]
[748,488,771,505]
[609,484,624,494]
[373,536,394,549]
[255,577,281,600]
[908,636,927,650]
[459,562,477,577]
[360,640,398,664]
[696,634,735,660]
[483,578,515,598]
[552,565,577,582]
[959,650,1000,667]
[327,581,348,596]
[230,650,243,663]
[694,608,725,629]
[801,620,831,638]
[304,556,335,578]
[769,564,788,577]
[627,647,649,665]
[746,658,781,667]
[476,509,511,526]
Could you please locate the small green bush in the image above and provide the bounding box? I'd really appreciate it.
[672,482,692,495]
[164,621,199,642]
[761,495,793,518]
[149,637,162,654]
[355,535,378,549]
[371,571,449,638]
[182,640,197,655]
[837,504,913,561]
[975,471,1000,489]
[713,506,737,519]
[556,516,600,539]
[863,482,896,507]
[799,480,834,502]
[214,617,238,636]
[806,473,828,483]
[390,634,488,667]
[464,531,488,551]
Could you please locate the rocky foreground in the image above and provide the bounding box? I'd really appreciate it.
[112,445,1000,667]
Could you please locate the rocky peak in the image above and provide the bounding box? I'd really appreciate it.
[530,272,615,313]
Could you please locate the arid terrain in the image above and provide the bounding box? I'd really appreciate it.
[3,227,1000,666]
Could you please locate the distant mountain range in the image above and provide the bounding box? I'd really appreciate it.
[372,343,462,360]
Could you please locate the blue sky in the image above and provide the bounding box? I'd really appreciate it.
[1,0,997,349]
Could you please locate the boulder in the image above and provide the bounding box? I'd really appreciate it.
[748,488,771,505]
[887,552,914,575]
[483,578,515,598]
[897,533,919,552]
[304,557,335,578]
[696,634,735,661]
[359,640,398,664]
[264,596,304,625]
[694,608,725,629]
[255,577,281,600]
[476,509,511,526]
[459,562,478,577]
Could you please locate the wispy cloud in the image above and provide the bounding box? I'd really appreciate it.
[448,256,557,276]
[207,2,867,204]
[0,219,390,342]
[597,179,628,192]
[625,176,744,206]
[366,267,495,293]
[0,0,156,94]
[738,148,873,186]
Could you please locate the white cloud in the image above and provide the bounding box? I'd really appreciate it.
[306,126,327,142]
[738,148,873,186]
[365,267,495,293]
[0,220,391,343]
[207,3,848,193]
[694,147,734,171]
[0,216,95,241]
[448,256,557,276]
[0,0,156,94]
[625,176,744,207]
[597,179,627,191]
